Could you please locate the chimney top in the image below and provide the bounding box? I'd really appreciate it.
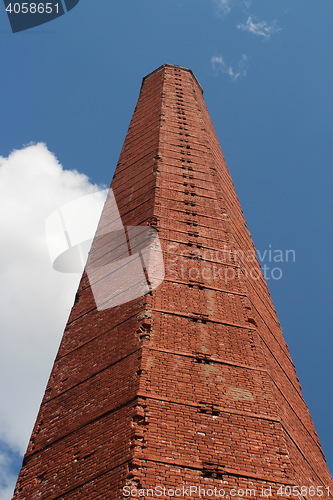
[142,64,204,94]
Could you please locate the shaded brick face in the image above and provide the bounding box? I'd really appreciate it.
[12,65,332,499]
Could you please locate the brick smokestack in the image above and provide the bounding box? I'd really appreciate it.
[12,64,332,499]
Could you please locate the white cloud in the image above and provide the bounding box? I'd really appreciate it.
[213,0,251,16]
[0,144,105,499]
[211,54,248,81]
[215,0,232,15]
[237,16,280,39]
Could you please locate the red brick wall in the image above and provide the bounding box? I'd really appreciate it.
[12,65,332,499]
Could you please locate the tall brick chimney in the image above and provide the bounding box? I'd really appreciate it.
[12,64,332,499]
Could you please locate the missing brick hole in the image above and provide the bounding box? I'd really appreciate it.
[128,461,140,472]
[196,358,212,365]
[191,317,207,324]
[126,478,142,489]
[199,405,221,416]
[35,474,46,484]
[132,415,147,425]
[189,281,204,290]
[147,216,158,227]
[133,406,144,417]
[130,438,146,450]
[139,322,152,332]
[132,433,145,442]
[202,469,223,480]
[190,254,202,261]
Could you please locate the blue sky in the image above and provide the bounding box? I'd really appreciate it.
[0,1,332,497]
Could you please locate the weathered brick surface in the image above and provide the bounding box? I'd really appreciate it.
[12,65,332,499]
